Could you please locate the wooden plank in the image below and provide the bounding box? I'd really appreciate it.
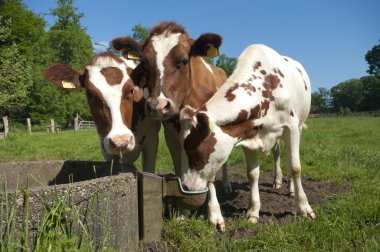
[137,172,163,241]
[3,116,9,138]
[50,119,55,133]
[27,118,32,134]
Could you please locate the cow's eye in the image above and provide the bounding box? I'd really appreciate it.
[125,88,134,99]
[177,59,189,69]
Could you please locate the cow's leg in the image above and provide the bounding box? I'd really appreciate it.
[284,124,315,219]
[141,120,161,173]
[208,178,225,231]
[163,121,183,176]
[272,140,283,189]
[288,175,295,197]
[243,147,261,224]
[221,163,232,192]
[271,140,295,195]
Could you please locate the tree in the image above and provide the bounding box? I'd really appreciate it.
[46,0,93,68]
[131,23,149,42]
[0,16,33,116]
[0,0,46,61]
[360,76,380,111]
[215,53,237,76]
[365,40,380,76]
[311,87,332,113]
[29,0,93,126]
[330,79,365,112]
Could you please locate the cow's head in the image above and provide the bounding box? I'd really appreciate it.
[112,21,222,120]
[44,53,138,156]
[179,106,233,191]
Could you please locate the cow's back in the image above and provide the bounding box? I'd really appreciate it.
[236,44,311,123]
[207,44,311,127]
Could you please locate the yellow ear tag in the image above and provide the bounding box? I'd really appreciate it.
[208,117,215,133]
[139,76,147,88]
[62,80,76,89]
[207,44,220,58]
[127,51,140,60]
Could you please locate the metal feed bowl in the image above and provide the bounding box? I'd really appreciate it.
[163,174,208,210]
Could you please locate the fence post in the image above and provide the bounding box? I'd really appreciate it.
[50,119,55,133]
[3,116,9,138]
[27,118,32,134]
[74,114,79,131]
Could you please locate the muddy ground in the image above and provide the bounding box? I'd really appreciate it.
[142,168,349,251]
[208,171,343,223]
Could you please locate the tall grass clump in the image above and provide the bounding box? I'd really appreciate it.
[0,175,117,251]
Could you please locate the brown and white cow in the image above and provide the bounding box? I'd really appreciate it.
[44,53,160,171]
[112,22,232,190]
[180,44,315,230]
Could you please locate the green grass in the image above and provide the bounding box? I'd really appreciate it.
[0,130,103,162]
[1,117,380,251]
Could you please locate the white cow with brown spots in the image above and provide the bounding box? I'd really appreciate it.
[180,44,315,230]
[44,53,160,171]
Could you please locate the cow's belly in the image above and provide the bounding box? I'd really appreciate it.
[236,113,287,154]
[237,127,283,154]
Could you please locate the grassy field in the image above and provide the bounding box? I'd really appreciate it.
[1,117,379,251]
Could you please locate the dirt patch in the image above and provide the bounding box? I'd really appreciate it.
[212,172,342,223]
[189,166,348,225]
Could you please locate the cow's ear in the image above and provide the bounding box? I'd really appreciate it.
[196,113,213,134]
[130,63,147,88]
[44,64,82,90]
[180,106,197,126]
[112,37,143,60]
[190,33,222,58]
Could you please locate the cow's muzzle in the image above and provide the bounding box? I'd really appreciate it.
[146,97,176,120]
[108,134,135,153]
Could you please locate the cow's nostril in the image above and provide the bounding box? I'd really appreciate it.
[181,183,190,192]
[108,139,116,148]
[147,104,152,112]
[147,101,157,113]
[164,102,171,111]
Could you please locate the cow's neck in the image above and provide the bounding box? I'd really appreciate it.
[182,57,219,109]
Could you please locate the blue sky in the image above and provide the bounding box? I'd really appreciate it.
[23,0,379,90]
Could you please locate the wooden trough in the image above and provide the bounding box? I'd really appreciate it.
[0,160,208,250]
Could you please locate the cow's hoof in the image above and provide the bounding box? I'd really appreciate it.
[248,216,259,224]
[223,185,233,193]
[216,222,226,232]
[272,183,282,189]
[289,192,295,198]
[307,212,316,219]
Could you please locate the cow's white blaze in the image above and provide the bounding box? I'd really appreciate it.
[152,32,181,96]
[86,57,135,148]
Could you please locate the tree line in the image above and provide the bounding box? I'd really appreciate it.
[1,0,379,128]
[1,0,93,127]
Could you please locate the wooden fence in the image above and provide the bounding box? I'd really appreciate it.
[0,115,95,139]
[75,115,96,130]
[0,116,8,139]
